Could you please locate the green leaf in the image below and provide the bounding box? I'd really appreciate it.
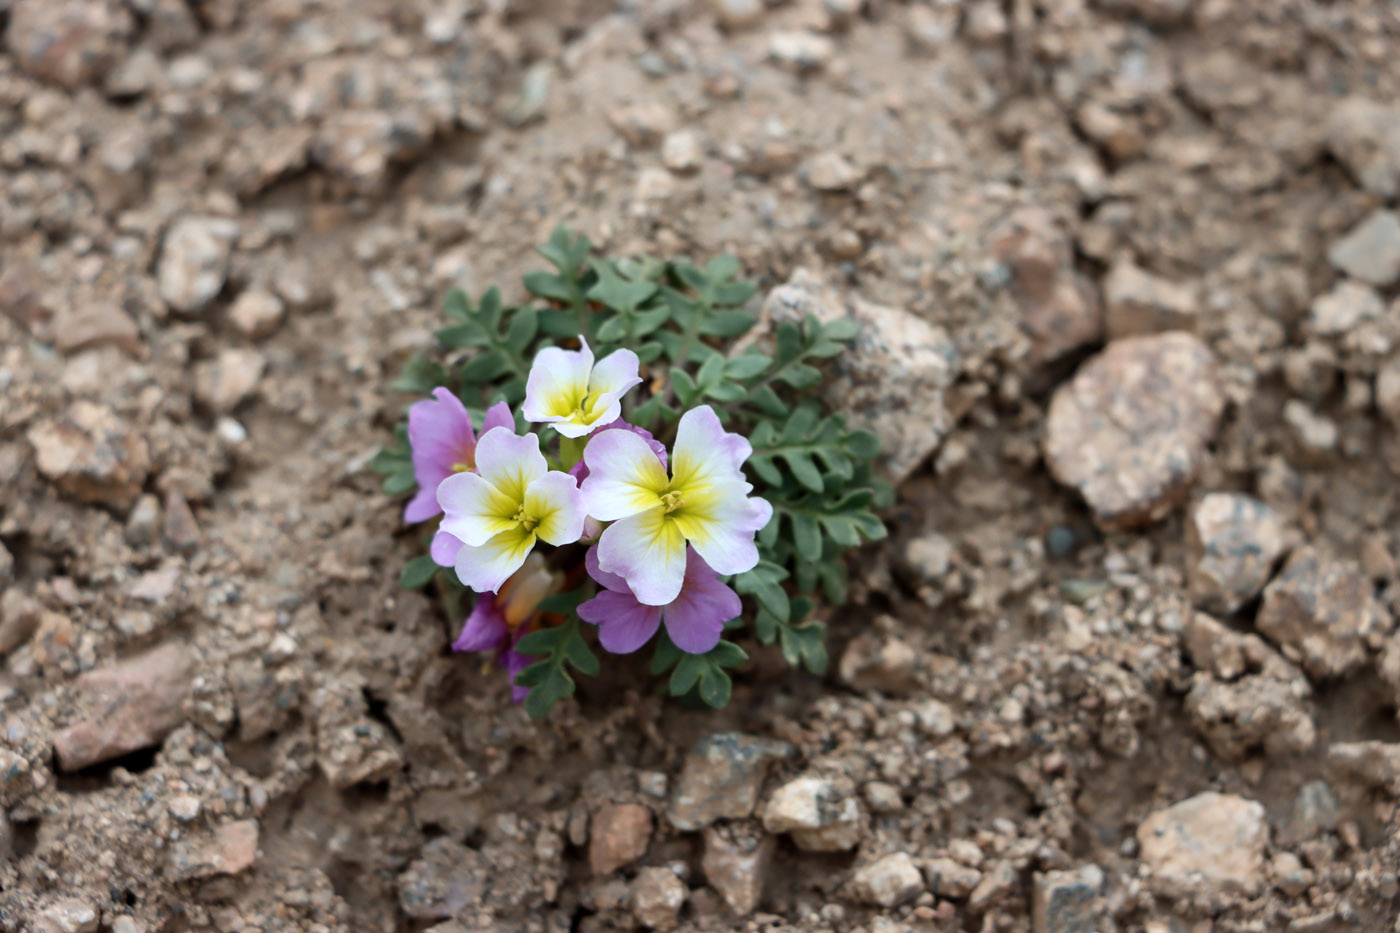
[698,310,757,337]
[391,355,449,393]
[383,466,416,496]
[734,563,790,620]
[505,305,539,353]
[697,667,732,708]
[459,351,512,384]
[563,628,601,677]
[790,509,823,562]
[822,318,860,341]
[515,626,565,657]
[844,429,881,460]
[783,452,825,494]
[650,633,684,675]
[725,354,771,380]
[705,380,748,403]
[443,288,473,323]
[368,446,409,475]
[707,640,748,668]
[670,654,705,695]
[399,555,438,589]
[588,260,657,313]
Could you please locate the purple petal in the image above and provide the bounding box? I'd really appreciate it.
[404,487,442,524]
[452,597,509,653]
[480,401,515,436]
[430,530,463,568]
[662,549,741,654]
[405,387,479,522]
[584,544,631,594]
[579,590,664,654]
[502,641,532,704]
[569,420,667,483]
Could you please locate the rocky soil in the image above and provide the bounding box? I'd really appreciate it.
[3,0,1400,931]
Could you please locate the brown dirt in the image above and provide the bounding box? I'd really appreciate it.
[3,1,1400,931]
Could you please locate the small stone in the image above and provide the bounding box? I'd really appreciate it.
[35,898,99,933]
[216,416,249,446]
[0,590,42,655]
[228,289,285,340]
[913,698,957,737]
[52,301,141,356]
[906,4,959,50]
[0,542,11,588]
[1377,358,1400,424]
[128,566,180,603]
[1104,260,1197,338]
[1032,865,1104,933]
[1137,792,1267,898]
[27,402,150,510]
[661,130,702,173]
[1362,534,1396,580]
[1282,780,1340,844]
[162,490,200,553]
[168,820,259,880]
[606,101,675,148]
[590,803,652,876]
[1257,546,1386,679]
[922,857,982,899]
[969,861,1018,911]
[1185,493,1288,615]
[316,719,402,788]
[0,261,46,329]
[768,31,834,71]
[701,824,773,916]
[631,866,686,930]
[273,258,326,310]
[125,493,161,547]
[1282,399,1338,459]
[805,152,861,192]
[54,642,195,770]
[1044,333,1224,529]
[1075,101,1145,160]
[635,167,674,203]
[1327,741,1400,795]
[849,853,923,907]
[7,0,134,90]
[667,732,793,831]
[157,216,238,313]
[761,774,862,851]
[397,838,487,920]
[169,794,202,822]
[1283,342,1338,403]
[863,781,904,813]
[988,207,1102,366]
[838,633,918,694]
[901,532,953,583]
[711,0,763,29]
[194,347,265,412]
[1307,281,1384,337]
[1270,852,1311,897]
[1326,98,1400,199]
[964,0,1008,42]
[1327,210,1400,287]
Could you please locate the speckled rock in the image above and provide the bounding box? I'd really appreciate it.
[701,823,773,916]
[27,402,150,510]
[1185,493,1288,615]
[1327,741,1400,795]
[158,216,238,313]
[590,804,652,876]
[761,774,862,851]
[759,269,958,483]
[168,820,260,880]
[194,347,266,412]
[7,0,134,90]
[51,302,141,356]
[1104,259,1198,339]
[630,867,686,930]
[668,733,792,831]
[1137,792,1267,899]
[1256,546,1389,679]
[397,838,487,920]
[1032,865,1103,933]
[1327,98,1400,199]
[1044,332,1224,529]
[1328,210,1400,287]
[34,898,99,933]
[848,853,923,907]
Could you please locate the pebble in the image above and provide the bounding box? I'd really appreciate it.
[589,803,652,876]
[768,31,834,71]
[1137,792,1267,898]
[906,4,959,50]
[35,898,99,933]
[761,774,862,851]
[1185,493,1287,615]
[162,490,200,553]
[1044,333,1224,529]
[0,591,42,655]
[1257,546,1386,679]
[901,532,953,583]
[228,289,285,340]
[1307,281,1384,337]
[661,130,702,173]
[1283,342,1338,403]
[1103,260,1197,339]
[759,269,958,483]
[988,206,1101,366]
[630,867,686,930]
[805,152,861,192]
[194,347,266,412]
[167,819,260,880]
[157,216,239,313]
[53,642,195,770]
[606,101,676,148]
[1282,399,1338,459]
[316,719,402,788]
[125,493,161,547]
[0,541,11,588]
[863,781,904,813]
[711,0,763,30]
[1327,210,1400,287]
[923,857,983,899]
[838,633,918,694]
[1327,741,1400,795]
[27,402,151,510]
[1377,358,1400,424]
[849,853,923,907]
[168,794,202,822]
[51,301,142,356]
[668,732,792,831]
[968,861,1018,911]
[1326,98,1400,199]
[7,0,134,90]
[1283,780,1340,844]
[1032,865,1103,933]
[1271,852,1311,897]
[397,838,486,920]
[701,824,773,916]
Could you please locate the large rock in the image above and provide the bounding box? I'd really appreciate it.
[759,270,958,483]
[27,402,150,510]
[1327,98,1400,199]
[1044,332,1224,529]
[158,216,238,313]
[667,733,792,831]
[6,0,134,90]
[1327,210,1400,287]
[53,643,195,770]
[761,773,862,851]
[1137,792,1267,899]
[1256,546,1389,679]
[1185,493,1288,615]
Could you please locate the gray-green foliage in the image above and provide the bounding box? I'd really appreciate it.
[371,227,889,717]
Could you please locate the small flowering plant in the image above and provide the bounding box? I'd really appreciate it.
[371,228,889,716]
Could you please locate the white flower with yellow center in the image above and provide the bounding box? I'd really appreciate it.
[521,337,642,439]
[437,428,585,593]
[580,405,772,606]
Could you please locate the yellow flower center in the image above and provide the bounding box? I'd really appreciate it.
[512,506,539,532]
[660,490,684,514]
[450,461,473,473]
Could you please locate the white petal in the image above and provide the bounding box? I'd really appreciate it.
[454,526,537,593]
[522,341,594,423]
[587,348,642,408]
[473,428,547,503]
[524,471,586,545]
[597,508,687,605]
[670,405,751,495]
[437,471,519,547]
[580,428,669,521]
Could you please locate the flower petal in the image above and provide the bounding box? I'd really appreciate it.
[472,428,547,503]
[522,340,594,424]
[523,471,585,546]
[597,507,687,605]
[672,486,768,577]
[437,471,519,547]
[480,400,515,436]
[584,544,631,593]
[430,530,464,567]
[578,347,642,431]
[662,550,741,654]
[405,387,478,520]
[580,429,670,521]
[579,590,663,654]
[671,404,752,492]
[501,638,532,704]
[451,597,509,653]
[403,487,442,524]
[454,526,537,593]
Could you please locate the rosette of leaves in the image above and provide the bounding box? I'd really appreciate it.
[372,227,891,716]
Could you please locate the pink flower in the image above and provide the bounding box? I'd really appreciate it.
[450,553,562,702]
[403,387,513,524]
[578,545,741,655]
[567,420,667,484]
